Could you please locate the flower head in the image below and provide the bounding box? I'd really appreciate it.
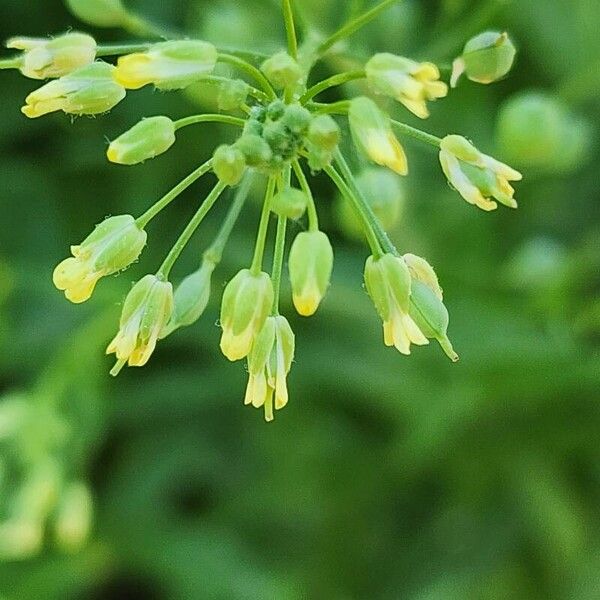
[114,40,217,91]
[349,97,408,175]
[245,315,295,422]
[106,274,174,374]
[439,134,522,211]
[22,61,125,119]
[364,253,428,355]
[7,33,97,80]
[366,53,448,119]
[53,215,147,303]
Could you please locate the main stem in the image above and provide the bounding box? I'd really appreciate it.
[157,180,228,279]
[282,0,298,60]
[250,177,277,274]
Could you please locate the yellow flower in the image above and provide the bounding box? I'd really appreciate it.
[114,40,217,91]
[106,274,174,375]
[244,316,295,422]
[349,97,408,175]
[53,215,147,304]
[366,53,448,119]
[439,134,523,211]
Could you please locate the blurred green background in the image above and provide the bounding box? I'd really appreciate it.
[1,1,599,598]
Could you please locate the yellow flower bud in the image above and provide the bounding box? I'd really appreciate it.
[22,61,125,119]
[53,215,146,304]
[349,97,408,175]
[245,315,295,422]
[106,274,174,374]
[7,33,97,80]
[364,253,428,355]
[114,40,218,91]
[260,51,303,90]
[366,53,448,119]
[439,134,522,211]
[288,231,334,317]
[220,269,274,361]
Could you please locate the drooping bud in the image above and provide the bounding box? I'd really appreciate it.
[218,78,249,111]
[288,231,334,317]
[107,116,176,165]
[305,114,341,171]
[53,215,147,304]
[366,53,448,119]
[349,97,408,175]
[64,0,129,27]
[271,187,307,220]
[53,482,93,553]
[245,315,295,422]
[451,31,516,88]
[235,134,273,167]
[213,144,247,185]
[106,274,174,374]
[439,134,522,211]
[260,51,303,90]
[22,61,126,119]
[115,40,218,91]
[7,33,97,80]
[220,269,274,361]
[364,253,428,355]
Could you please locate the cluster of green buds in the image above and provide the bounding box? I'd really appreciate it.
[0,0,523,421]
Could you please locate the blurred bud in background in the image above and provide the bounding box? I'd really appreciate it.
[64,0,129,27]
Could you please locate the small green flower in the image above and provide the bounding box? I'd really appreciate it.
[213,145,247,185]
[271,187,307,220]
[260,51,303,90]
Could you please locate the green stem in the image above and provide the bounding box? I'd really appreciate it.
[250,177,277,274]
[324,163,383,257]
[174,114,246,131]
[309,100,351,115]
[157,180,228,279]
[291,159,319,231]
[300,70,366,104]
[271,216,288,314]
[218,53,277,99]
[136,159,213,228]
[282,0,299,60]
[317,0,401,55]
[0,58,21,69]
[391,120,442,147]
[204,174,254,264]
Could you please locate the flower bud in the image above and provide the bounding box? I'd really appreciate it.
[107,274,174,374]
[115,40,218,91]
[266,99,286,121]
[305,114,341,171]
[53,482,93,553]
[218,78,249,111]
[288,231,334,317]
[235,134,273,167]
[22,61,126,119]
[107,116,176,165]
[53,215,147,304]
[349,97,408,175]
[260,51,303,90]
[7,33,97,80]
[364,253,428,355]
[451,31,516,87]
[220,269,274,361]
[213,144,247,185]
[162,259,216,338]
[439,134,522,211]
[245,315,295,422]
[271,188,307,220]
[366,53,448,119]
[281,104,311,135]
[64,0,129,27]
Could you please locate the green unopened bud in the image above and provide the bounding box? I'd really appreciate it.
[288,231,333,316]
[262,121,292,157]
[115,40,218,91]
[22,61,125,119]
[220,269,274,361]
[53,214,147,304]
[266,99,286,121]
[281,104,311,135]
[496,91,591,174]
[107,274,174,374]
[213,145,247,185]
[364,254,428,355]
[271,188,307,220]
[218,78,250,110]
[65,0,128,27]
[308,114,341,151]
[243,118,263,137]
[54,482,93,553]
[349,97,408,175]
[261,51,303,90]
[451,31,516,87]
[162,259,216,337]
[235,134,273,167]
[245,315,295,422]
[107,116,176,165]
[7,33,97,80]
